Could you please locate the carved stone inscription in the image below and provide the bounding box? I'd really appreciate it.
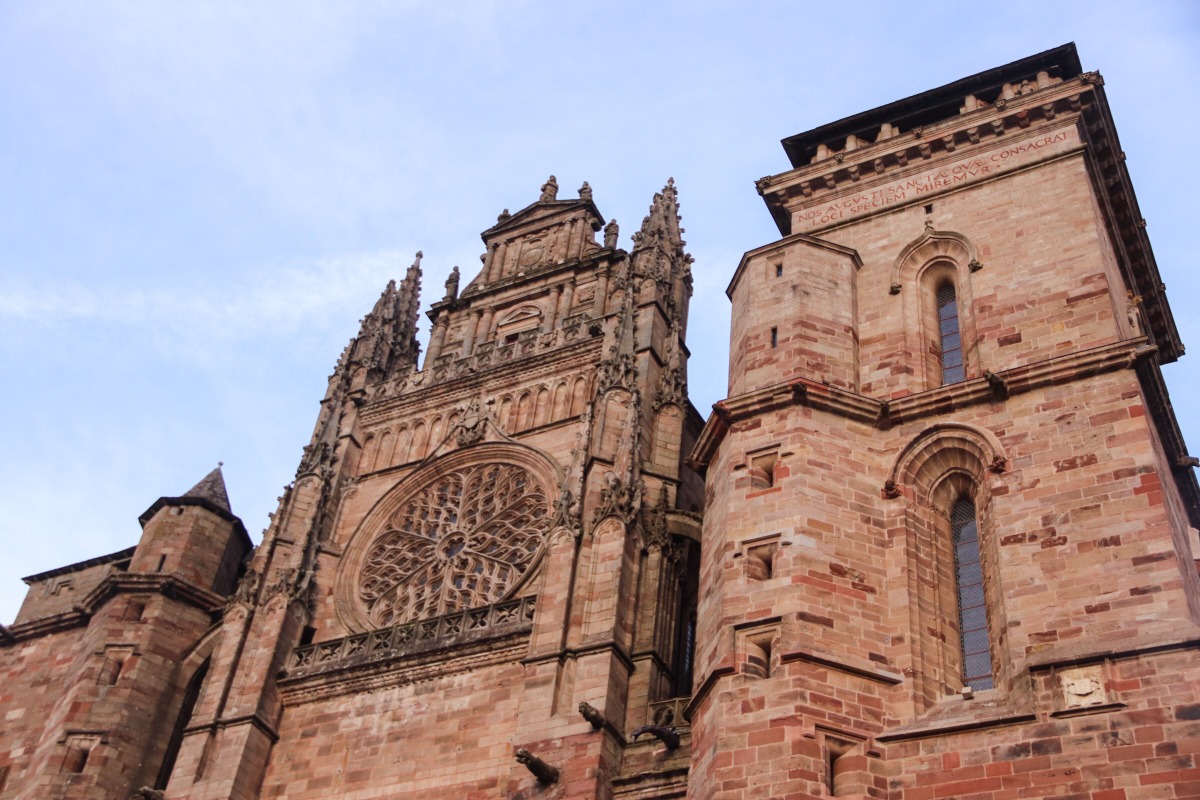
[358,463,551,627]
[793,128,1076,231]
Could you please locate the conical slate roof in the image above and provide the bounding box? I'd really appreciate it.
[182,465,231,514]
[138,463,243,530]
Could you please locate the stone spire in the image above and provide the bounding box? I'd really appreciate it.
[299,252,424,476]
[632,178,685,253]
[350,252,424,384]
[631,179,693,331]
[182,464,232,514]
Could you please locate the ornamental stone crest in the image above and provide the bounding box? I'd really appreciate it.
[336,446,560,632]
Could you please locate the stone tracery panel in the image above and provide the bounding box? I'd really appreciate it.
[347,457,554,630]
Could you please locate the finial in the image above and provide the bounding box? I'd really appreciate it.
[443,266,460,302]
[497,208,511,223]
[218,461,223,468]
[579,181,593,202]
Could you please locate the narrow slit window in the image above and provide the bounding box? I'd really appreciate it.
[774,262,783,277]
[937,283,964,385]
[952,498,993,690]
[770,327,778,348]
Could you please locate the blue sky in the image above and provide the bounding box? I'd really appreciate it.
[2,2,1198,622]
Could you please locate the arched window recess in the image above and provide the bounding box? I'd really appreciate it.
[891,226,981,390]
[886,423,1007,706]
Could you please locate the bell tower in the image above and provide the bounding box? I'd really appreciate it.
[688,43,1200,799]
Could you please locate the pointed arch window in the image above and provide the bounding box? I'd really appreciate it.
[937,283,964,385]
[951,497,993,690]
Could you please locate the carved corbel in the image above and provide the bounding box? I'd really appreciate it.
[578,702,606,730]
[630,724,681,750]
[1125,343,1159,368]
[882,480,901,500]
[983,370,1009,400]
[968,259,983,273]
[515,748,559,784]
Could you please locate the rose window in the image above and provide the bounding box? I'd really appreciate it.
[357,462,551,628]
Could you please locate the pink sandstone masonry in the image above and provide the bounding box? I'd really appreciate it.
[1,43,1197,800]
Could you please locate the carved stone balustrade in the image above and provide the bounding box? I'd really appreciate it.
[287,596,536,679]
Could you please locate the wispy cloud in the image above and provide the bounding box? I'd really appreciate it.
[0,250,416,356]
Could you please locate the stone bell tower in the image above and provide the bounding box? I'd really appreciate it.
[687,43,1200,799]
[163,176,705,799]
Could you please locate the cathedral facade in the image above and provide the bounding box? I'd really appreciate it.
[2,44,1199,800]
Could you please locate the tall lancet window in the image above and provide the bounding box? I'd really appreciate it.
[951,497,993,690]
[937,283,965,384]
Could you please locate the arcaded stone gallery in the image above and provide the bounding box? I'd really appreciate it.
[2,44,1199,799]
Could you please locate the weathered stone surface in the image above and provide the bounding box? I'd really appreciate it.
[2,43,1198,800]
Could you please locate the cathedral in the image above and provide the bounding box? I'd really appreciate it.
[3,43,1199,800]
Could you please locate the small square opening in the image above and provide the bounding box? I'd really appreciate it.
[749,452,778,489]
[124,599,147,622]
[744,632,773,679]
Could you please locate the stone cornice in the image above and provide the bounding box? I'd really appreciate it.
[758,69,1181,364]
[1,572,227,645]
[279,637,531,705]
[761,83,1093,232]
[22,546,136,584]
[183,711,280,744]
[778,44,1081,167]
[724,231,862,300]
[689,339,1147,469]
[280,597,537,702]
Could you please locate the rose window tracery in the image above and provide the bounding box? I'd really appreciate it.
[357,462,551,628]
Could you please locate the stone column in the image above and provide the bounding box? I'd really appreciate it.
[558,280,575,323]
[425,313,448,366]
[477,307,495,348]
[481,243,498,285]
[490,241,508,283]
[553,223,570,263]
[567,218,583,261]
[543,285,562,333]
[462,310,480,358]
[594,272,610,317]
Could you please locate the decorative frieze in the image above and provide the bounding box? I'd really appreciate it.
[287,595,536,678]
